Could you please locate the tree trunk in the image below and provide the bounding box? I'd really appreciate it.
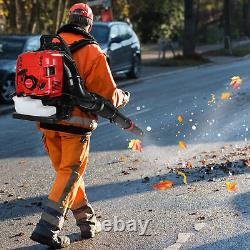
[3,0,16,33]
[224,0,232,52]
[183,0,196,57]
[15,0,27,33]
[243,0,250,37]
[28,0,40,34]
[55,0,67,32]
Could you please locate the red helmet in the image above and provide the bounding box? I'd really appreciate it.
[69,3,93,21]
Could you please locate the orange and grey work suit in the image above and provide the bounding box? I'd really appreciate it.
[33,25,128,237]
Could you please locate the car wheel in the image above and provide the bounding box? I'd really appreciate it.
[0,75,15,104]
[126,55,141,79]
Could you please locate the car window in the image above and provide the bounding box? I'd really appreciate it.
[0,38,25,60]
[119,24,132,40]
[24,37,40,51]
[91,25,109,44]
[110,25,120,39]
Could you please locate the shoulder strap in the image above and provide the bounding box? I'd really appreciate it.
[69,38,98,53]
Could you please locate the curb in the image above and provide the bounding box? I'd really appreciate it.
[0,105,14,116]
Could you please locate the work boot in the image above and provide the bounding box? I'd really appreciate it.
[30,231,70,249]
[79,220,102,239]
[72,202,101,239]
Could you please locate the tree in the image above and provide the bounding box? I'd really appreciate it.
[223,0,232,52]
[183,0,196,57]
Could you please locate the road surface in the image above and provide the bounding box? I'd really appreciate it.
[1,59,250,249]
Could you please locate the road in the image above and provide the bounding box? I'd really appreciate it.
[1,58,250,250]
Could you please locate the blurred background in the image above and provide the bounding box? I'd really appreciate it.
[1,0,250,55]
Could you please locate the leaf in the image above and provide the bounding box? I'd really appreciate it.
[177,171,187,184]
[182,161,193,168]
[179,140,187,150]
[199,159,206,165]
[221,92,231,100]
[226,181,237,192]
[153,180,174,190]
[208,94,215,105]
[245,160,250,166]
[128,139,142,152]
[119,155,127,162]
[178,115,183,123]
[230,76,242,90]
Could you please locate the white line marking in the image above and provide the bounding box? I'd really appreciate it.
[98,108,151,127]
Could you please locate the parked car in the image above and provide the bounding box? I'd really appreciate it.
[0,35,40,103]
[91,21,141,79]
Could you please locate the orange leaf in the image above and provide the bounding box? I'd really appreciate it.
[153,180,174,190]
[128,139,142,152]
[221,92,231,100]
[185,162,193,169]
[226,181,237,192]
[179,140,187,150]
[230,76,242,90]
[245,160,250,166]
[178,115,183,123]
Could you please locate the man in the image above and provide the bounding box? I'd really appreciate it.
[30,3,129,249]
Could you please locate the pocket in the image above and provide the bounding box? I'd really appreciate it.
[80,135,90,163]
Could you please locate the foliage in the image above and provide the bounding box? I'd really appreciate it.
[0,0,249,49]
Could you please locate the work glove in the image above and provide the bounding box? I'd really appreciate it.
[118,91,130,109]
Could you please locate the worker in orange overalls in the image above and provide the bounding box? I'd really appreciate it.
[30,3,130,249]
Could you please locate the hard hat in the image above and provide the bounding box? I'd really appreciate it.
[69,3,93,21]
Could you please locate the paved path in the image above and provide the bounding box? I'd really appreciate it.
[1,56,250,249]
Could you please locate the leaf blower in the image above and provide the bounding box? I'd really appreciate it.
[12,35,144,137]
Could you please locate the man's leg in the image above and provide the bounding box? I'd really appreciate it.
[31,130,70,248]
[71,180,101,238]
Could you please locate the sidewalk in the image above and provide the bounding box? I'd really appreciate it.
[141,38,250,62]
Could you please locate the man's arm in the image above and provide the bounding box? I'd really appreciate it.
[84,53,130,108]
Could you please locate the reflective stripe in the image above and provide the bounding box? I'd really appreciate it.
[47,199,66,214]
[62,116,98,130]
[41,212,64,230]
[59,164,81,206]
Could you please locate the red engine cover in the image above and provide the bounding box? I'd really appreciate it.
[16,51,64,97]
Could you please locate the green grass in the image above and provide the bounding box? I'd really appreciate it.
[204,44,250,57]
[143,54,210,67]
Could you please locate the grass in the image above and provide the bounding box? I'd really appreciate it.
[143,53,211,67]
[203,44,250,57]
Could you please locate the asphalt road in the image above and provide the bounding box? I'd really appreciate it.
[1,59,250,250]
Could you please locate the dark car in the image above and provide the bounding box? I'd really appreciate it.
[91,21,141,79]
[0,35,40,103]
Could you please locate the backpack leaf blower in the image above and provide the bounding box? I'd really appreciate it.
[12,35,144,137]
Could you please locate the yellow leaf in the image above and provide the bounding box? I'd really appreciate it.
[119,155,127,162]
[177,171,187,184]
[128,139,142,152]
[208,94,215,105]
[179,140,187,150]
[221,92,231,100]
